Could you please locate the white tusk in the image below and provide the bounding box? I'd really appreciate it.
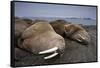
[39,47,58,54]
[77,39,82,42]
[78,34,85,40]
[44,52,58,59]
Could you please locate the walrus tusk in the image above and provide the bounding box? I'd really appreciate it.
[44,52,58,59]
[39,47,58,54]
[78,34,85,40]
[77,38,82,42]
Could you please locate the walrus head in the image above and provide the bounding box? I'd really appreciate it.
[19,22,65,60]
[64,24,90,45]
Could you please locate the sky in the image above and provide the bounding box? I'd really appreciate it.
[15,2,97,19]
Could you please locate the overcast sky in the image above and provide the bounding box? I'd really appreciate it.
[15,2,97,19]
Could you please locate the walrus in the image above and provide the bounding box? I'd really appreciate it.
[18,22,65,59]
[15,18,33,47]
[15,18,33,37]
[22,18,34,25]
[50,20,70,36]
[50,20,90,45]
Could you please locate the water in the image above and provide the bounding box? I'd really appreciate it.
[22,17,96,25]
[65,18,96,25]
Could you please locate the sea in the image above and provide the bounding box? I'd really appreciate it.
[21,17,97,26]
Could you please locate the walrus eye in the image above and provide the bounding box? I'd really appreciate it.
[65,31,68,35]
[64,30,70,37]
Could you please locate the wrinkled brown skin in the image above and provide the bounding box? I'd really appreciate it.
[50,20,90,45]
[50,20,70,36]
[15,18,33,47]
[15,18,33,37]
[18,22,65,55]
[64,24,90,45]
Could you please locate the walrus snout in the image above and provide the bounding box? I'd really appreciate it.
[37,36,65,59]
[71,30,90,45]
[64,24,90,45]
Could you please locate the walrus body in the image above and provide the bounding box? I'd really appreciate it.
[64,24,90,45]
[15,18,33,38]
[15,18,33,47]
[50,20,69,36]
[50,20,90,45]
[19,22,65,59]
